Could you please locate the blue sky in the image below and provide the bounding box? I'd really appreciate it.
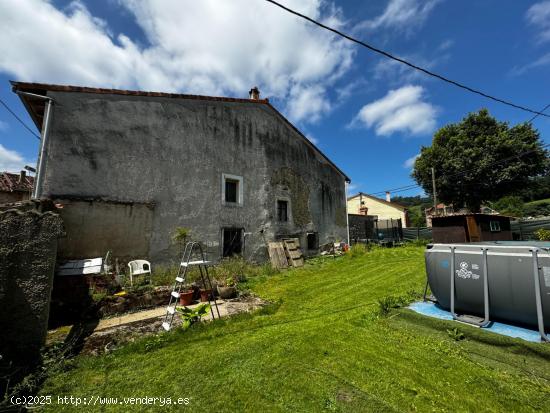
[0,0,549,198]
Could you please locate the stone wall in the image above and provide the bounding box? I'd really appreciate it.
[0,207,63,363]
[54,198,154,261]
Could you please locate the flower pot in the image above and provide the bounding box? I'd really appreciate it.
[217,285,237,299]
[179,290,194,306]
[200,289,213,302]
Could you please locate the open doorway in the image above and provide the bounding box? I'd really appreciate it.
[222,228,243,257]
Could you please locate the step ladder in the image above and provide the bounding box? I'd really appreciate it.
[162,241,221,331]
[450,246,491,328]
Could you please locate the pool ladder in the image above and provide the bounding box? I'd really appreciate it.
[161,241,221,331]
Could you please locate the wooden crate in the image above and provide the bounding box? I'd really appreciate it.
[268,242,289,269]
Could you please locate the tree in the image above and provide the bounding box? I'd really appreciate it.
[412,109,548,212]
[490,196,524,217]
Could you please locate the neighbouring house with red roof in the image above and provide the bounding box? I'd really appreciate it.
[12,82,349,264]
[0,170,33,204]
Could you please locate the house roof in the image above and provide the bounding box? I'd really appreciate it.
[431,213,513,220]
[0,172,34,193]
[11,81,350,182]
[347,192,407,211]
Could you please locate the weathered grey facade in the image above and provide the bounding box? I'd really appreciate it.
[13,82,349,264]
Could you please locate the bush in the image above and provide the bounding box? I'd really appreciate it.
[535,228,550,241]
[345,243,370,258]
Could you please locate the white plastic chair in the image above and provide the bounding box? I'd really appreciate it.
[127,259,152,286]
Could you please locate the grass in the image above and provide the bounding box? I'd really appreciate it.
[525,197,550,206]
[39,246,550,412]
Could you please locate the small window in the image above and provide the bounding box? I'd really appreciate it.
[222,174,243,205]
[277,200,288,222]
[490,221,501,232]
[225,180,238,203]
[307,232,318,250]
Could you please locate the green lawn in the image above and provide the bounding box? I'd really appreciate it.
[40,246,550,412]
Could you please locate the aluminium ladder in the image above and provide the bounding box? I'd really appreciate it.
[449,246,491,328]
[162,241,221,331]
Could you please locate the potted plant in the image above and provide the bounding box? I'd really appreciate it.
[217,276,238,299]
[200,288,213,302]
[179,288,194,306]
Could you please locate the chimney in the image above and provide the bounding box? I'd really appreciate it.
[385,191,391,202]
[249,86,260,100]
[18,170,26,185]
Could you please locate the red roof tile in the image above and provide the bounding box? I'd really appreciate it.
[0,172,34,193]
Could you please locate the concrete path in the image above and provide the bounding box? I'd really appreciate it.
[94,300,227,331]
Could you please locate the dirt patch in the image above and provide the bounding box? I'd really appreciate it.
[79,295,267,355]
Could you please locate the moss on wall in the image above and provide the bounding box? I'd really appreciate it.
[335,207,347,228]
[270,167,311,227]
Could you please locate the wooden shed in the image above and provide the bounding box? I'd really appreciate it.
[431,214,512,243]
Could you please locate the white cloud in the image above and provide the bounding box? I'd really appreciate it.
[0,120,8,132]
[356,0,442,33]
[372,40,452,85]
[403,154,420,168]
[347,182,359,194]
[305,133,319,145]
[0,144,32,172]
[526,1,550,43]
[352,85,437,136]
[286,84,332,123]
[0,0,355,124]
[510,52,550,76]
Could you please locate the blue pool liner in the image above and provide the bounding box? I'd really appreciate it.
[408,301,543,343]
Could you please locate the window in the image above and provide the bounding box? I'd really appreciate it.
[225,180,238,203]
[223,228,243,257]
[277,200,288,222]
[307,232,318,250]
[222,174,243,205]
[490,221,501,232]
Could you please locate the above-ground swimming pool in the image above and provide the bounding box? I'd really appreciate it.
[425,242,549,341]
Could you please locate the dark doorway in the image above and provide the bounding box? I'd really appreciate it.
[307,232,318,250]
[223,228,243,257]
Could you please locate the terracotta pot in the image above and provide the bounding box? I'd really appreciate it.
[179,290,194,306]
[217,285,237,299]
[200,289,213,302]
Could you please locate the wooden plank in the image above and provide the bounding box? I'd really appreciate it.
[268,242,288,269]
[466,216,480,242]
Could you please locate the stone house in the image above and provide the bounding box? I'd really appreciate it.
[0,170,33,204]
[12,82,349,264]
[347,192,409,227]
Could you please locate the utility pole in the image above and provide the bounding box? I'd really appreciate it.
[431,167,437,216]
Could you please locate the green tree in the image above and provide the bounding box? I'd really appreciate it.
[490,196,524,217]
[412,109,548,212]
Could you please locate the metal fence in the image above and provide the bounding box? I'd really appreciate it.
[511,218,550,240]
[402,227,433,241]
[401,218,550,243]
[348,215,403,243]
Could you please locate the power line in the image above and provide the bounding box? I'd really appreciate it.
[528,103,550,123]
[265,0,550,119]
[0,97,40,140]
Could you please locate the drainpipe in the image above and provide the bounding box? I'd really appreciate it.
[345,180,350,245]
[16,91,54,199]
